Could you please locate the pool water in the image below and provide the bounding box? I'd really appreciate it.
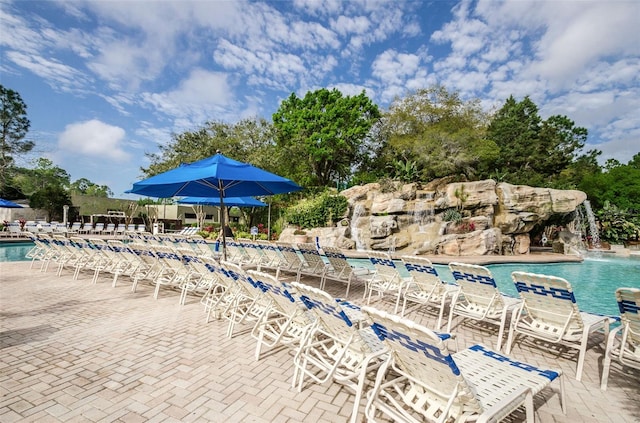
[483,256,640,317]
[0,242,33,262]
[351,254,640,317]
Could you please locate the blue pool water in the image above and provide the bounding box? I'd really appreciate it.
[0,242,33,262]
[351,254,640,317]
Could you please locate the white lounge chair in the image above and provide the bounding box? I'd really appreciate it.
[601,287,640,390]
[291,282,387,423]
[505,271,612,381]
[364,251,410,313]
[321,246,372,297]
[69,222,82,234]
[103,223,116,234]
[400,255,459,329]
[91,222,105,235]
[362,306,565,423]
[295,242,331,283]
[247,270,314,360]
[447,262,521,351]
[218,261,273,338]
[7,222,22,238]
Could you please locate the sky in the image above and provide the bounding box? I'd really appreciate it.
[1,0,639,199]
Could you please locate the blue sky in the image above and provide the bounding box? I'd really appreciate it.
[1,0,639,199]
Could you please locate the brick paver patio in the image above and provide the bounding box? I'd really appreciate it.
[1,259,638,422]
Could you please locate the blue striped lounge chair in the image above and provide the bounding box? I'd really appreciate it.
[363,306,565,423]
[364,251,410,314]
[505,271,612,381]
[291,282,387,423]
[601,287,640,390]
[447,262,521,351]
[400,255,459,329]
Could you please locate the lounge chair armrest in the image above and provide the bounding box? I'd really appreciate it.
[476,386,533,423]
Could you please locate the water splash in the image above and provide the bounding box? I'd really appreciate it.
[583,200,602,249]
[412,197,434,233]
[413,200,427,232]
[569,206,588,251]
[350,203,366,250]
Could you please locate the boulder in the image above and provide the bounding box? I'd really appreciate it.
[297,179,586,257]
[369,215,398,238]
[437,180,499,210]
[371,194,406,215]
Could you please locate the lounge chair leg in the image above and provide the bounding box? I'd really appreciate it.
[525,390,534,423]
[575,329,590,381]
[496,310,509,351]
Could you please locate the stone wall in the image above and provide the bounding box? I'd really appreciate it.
[279,179,587,256]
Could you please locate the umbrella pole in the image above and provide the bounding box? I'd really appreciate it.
[219,184,227,261]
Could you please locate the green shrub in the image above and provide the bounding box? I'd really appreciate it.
[597,201,640,243]
[285,192,348,230]
[442,208,462,223]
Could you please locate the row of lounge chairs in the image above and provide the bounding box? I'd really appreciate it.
[175,258,564,423]
[358,251,633,385]
[24,233,640,419]
[1,221,149,237]
[1,221,71,237]
[70,222,147,235]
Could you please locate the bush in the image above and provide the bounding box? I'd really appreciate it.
[442,208,462,223]
[597,201,640,243]
[285,192,348,230]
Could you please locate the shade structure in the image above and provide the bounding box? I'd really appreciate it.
[177,196,267,208]
[128,153,301,198]
[0,198,23,208]
[128,152,302,259]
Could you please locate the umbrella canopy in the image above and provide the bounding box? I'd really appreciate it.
[0,198,23,208]
[128,152,302,260]
[177,196,267,208]
[128,153,301,198]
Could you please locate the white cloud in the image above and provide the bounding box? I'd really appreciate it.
[5,51,89,93]
[331,15,371,36]
[4,0,638,191]
[528,2,640,89]
[58,120,130,161]
[330,82,372,98]
[141,68,235,127]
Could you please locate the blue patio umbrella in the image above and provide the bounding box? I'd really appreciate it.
[177,196,267,208]
[128,152,302,259]
[0,198,23,208]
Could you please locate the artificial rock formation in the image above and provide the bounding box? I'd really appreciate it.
[280,179,587,256]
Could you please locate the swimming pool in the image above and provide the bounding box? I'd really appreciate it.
[0,242,33,262]
[351,254,640,317]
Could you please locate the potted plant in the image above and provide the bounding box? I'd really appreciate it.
[293,227,308,243]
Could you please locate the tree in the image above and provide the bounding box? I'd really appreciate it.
[12,158,70,196]
[556,149,602,189]
[143,118,276,177]
[29,184,72,222]
[0,85,33,197]
[579,155,640,211]
[486,96,587,185]
[375,86,497,181]
[11,158,73,221]
[69,178,113,197]
[272,88,381,187]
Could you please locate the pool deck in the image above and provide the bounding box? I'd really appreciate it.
[1,258,639,423]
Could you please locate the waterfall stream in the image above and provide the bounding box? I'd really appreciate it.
[583,200,602,249]
[350,203,366,250]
